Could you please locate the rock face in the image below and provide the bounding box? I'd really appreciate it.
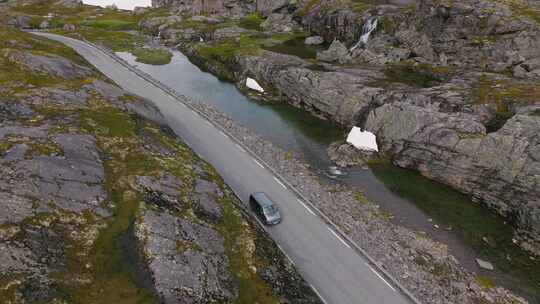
[151,0,256,18]
[316,39,351,63]
[366,103,540,254]
[232,50,387,125]
[135,208,235,303]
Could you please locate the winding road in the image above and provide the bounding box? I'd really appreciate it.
[34,32,416,304]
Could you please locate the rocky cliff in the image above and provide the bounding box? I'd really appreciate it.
[140,0,540,257]
[0,4,321,303]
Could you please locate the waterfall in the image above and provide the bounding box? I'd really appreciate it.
[157,30,162,40]
[350,17,378,52]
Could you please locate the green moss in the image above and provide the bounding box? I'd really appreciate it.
[473,75,540,131]
[131,48,172,65]
[53,27,144,52]
[355,192,370,205]
[217,196,279,304]
[26,141,63,158]
[239,12,264,30]
[81,19,137,31]
[476,275,495,289]
[80,107,136,138]
[382,63,446,88]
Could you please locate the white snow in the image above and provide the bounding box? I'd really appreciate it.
[246,78,265,93]
[346,127,379,152]
[83,0,150,10]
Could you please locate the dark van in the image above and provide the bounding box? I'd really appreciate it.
[249,192,282,225]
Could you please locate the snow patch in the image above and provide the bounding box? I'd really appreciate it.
[246,78,265,93]
[346,127,379,152]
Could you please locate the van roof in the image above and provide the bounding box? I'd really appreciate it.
[251,192,274,207]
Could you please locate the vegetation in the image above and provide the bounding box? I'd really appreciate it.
[0,22,294,303]
[80,19,137,31]
[382,63,449,88]
[473,74,540,131]
[239,12,264,30]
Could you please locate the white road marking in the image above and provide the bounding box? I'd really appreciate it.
[277,244,295,266]
[328,228,351,249]
[235,143,245,152]
[297,199,315,215]
[219,130,228,138]
[310,284,328,304]
[366,263,396,292]
[253,159,264,168]
[274,177,287,189]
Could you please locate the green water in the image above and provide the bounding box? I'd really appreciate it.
[371,163,540,300]
[263,36,327,59]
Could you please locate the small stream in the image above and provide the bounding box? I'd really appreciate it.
[116,50,539,301]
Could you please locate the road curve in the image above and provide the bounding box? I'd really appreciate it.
[35,32,415,304]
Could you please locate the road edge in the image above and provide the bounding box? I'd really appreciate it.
[32,31,423,304]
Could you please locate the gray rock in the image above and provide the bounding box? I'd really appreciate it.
[327,141,377,168]
[317,40,351,64]
[62,23,76,31]
[305,36,324,45]
[3,49,93,79]
[191,15,221,24]
[256,0,289,17]
[234,50,386,125]
[193,179,223,223]
[136,174,183,210]
[261,13,297,33]
[7,15,32,29]
[476,258,494,270]
[135,209,236,303]
[39,20,50,29]
[213,26,249,40]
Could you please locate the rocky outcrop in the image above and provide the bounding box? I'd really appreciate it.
[151,0,256,18]
[233,50,388,125]
[316,39,351,63]
[0,26,320,303]
[366,103,540,255]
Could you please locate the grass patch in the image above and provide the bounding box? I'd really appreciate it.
[81,19,137,31]
[217,196,279,304]
[238,12,264,30]
[53,27,144,51]
[472,74,540,131]
[383,63,446,88]
[476,275,495,289]
[131,48,172,65]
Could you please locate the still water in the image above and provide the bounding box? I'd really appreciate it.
[116,50,539,301]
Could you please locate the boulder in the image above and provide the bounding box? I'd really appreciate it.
[39,20,50,29]
[7,15,32,29]
[316,40,351,64]
[256,0,289,17]
[261,13,297,33]
[62,23,76,31]
[305,36,324,45]
[191,15,222,24]
[476,258,494,271]
[328,141,377,168]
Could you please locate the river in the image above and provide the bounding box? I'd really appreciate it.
[116,50,540,301]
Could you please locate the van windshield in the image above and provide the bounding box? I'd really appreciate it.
[263,205,277,215]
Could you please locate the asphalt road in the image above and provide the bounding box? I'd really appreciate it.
[35,32,414,304]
